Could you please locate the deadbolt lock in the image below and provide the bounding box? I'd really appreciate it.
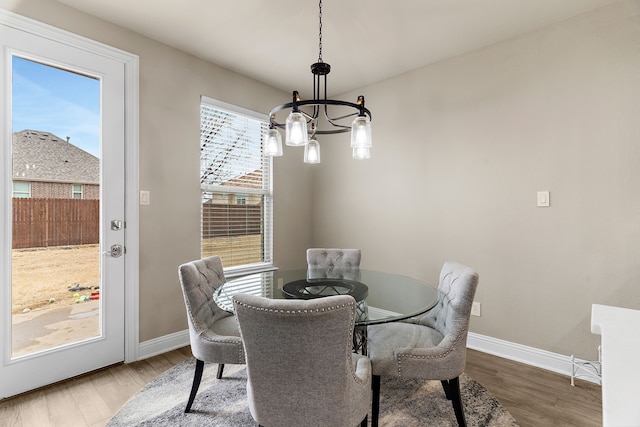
[111,220,124,231]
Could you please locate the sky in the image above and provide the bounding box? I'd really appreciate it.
[12,56,101,158]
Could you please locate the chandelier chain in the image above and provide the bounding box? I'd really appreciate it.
[318,0,323,62]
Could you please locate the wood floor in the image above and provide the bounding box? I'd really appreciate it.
[0,347,601,426]
[465,350,602,426]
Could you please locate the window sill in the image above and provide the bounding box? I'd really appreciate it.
[224,263,278,279]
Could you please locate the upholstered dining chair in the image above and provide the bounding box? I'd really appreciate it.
[367,261,479,427]
[307,247,361,269]
[178,256,245,413]
[233,293,372,427]
[307,248,362,282]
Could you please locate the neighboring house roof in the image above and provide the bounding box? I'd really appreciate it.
[223,170,263,189]
[202,170,263,204]
[12,130,99,184]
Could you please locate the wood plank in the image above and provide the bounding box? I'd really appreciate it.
[65,375,112,425]
[0,398,22,427]
[16,390,53,427]
[43,384,88,427]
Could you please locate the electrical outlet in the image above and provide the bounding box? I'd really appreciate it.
[471,301,481,317]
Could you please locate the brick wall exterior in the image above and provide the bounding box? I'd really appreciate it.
[30,182,99,200]
[84,185,99,199]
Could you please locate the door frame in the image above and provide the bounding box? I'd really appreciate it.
[0,10,140,363]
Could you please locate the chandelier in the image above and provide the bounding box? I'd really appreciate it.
[265,0,372,164]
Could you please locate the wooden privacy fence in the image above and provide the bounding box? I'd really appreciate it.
[12,198,99,249]
[202,203,262,237]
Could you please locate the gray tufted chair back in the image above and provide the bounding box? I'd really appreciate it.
[416,261,478,342]
[179,256,244,363]
[395,261,478,380]
[307,248,362,281]
[233,294,371,427]
[180,256,225,332]
[306,248,361,269]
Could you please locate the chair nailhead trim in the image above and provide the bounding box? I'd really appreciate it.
[396,328,467,377]
[233,300,354,313]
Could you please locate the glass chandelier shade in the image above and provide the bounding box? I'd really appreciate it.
[285,112,309,146]
[352,146,371,160]
[351,115,372,160]
[304,139,321,164]
[265,127,283,156]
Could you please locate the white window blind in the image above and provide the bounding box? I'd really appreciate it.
[214,273,275,310]
[200,96,273,272]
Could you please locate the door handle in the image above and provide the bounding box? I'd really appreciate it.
[104,244,124,258]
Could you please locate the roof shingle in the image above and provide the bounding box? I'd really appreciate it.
[12,130,99,184]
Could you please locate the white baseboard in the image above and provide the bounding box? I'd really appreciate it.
[467,332,600,384]
[135,329,599,385]
[137,329,190,360]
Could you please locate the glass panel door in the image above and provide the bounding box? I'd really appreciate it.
[1,21,126,399]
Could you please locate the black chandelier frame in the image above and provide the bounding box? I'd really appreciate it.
[268,61,372,136]
[267,0,372,136]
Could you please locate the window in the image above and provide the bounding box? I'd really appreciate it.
[72,184,83,199]
[200,96,273,274]
[12,181,30,198]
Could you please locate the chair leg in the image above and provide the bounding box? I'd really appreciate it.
[184,359,205,413]
[217,363,225,379]
[371,375,381,427]
[440,379,452,400]
[361,414,368,427]
[446,377,466,427]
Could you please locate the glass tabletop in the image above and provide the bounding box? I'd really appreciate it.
[214,268,439,326]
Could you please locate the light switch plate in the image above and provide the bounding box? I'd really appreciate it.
[537,191,550,207]
[140,190,150,205]
[471,302,481,317]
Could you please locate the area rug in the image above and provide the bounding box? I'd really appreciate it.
[108,358,519,426]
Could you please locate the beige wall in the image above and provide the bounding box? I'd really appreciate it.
[5,0,640,360]
[1,0,313,342]
[312,1,640,359]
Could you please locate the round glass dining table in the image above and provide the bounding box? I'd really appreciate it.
[214,268,439,326]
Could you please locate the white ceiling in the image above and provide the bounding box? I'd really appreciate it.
[57,0,622,97]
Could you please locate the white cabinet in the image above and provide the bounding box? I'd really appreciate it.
[591,304,640,427]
